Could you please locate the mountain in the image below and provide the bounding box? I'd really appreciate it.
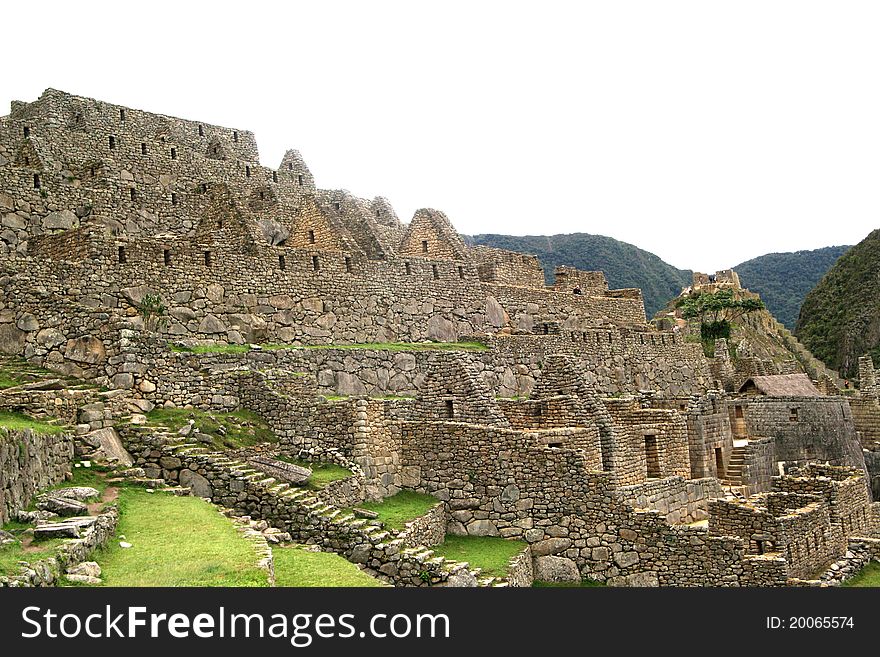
[465,233,692,317]
[796,229,880,380]
[734,246,851,330]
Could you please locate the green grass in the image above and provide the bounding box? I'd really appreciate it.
[275,456,353,488]
[354,490,439,532]
[273,546,384,587]
[49,466,110,496]
[0,370,22,389]
[433,535,527,578]
[0,411,65,435]
[843,562,880,587]
[87,489,268,587]
[144,408,277,450]
[0,538,65,576]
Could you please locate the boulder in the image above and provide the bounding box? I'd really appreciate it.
[465,519,499,536]
[0,324,26,354]
[205,283,225,303]
[198,314,226,333]
[36,495,88,516]
[0,529,16,545]
[51,487,100,501]
[80,427,133,466]
[259,218,290,246]
[427,315,456,342]
[336,372,366,396]
[16,313,39,332]
[42,209,78,230]
[121,285,155,307]
[485,296,509,328]
[179,469,213,498]
[2,213,27,229]
[36,328,65,348]
[533,555,580,582]
[64,336,106,364]
[67,561,101,578]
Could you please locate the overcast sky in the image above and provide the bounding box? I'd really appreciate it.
[3,1,878,271]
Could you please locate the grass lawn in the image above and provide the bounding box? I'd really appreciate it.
[433,535,527,578]
[144,408,276,450]
[843,562,880,587]
[275,457,352,488]
[0,369,22,389]
[273,546,384,587]
[87,489,268,587]
[355,490,438,531]
[0,538,65,576]
[0,411,65,434]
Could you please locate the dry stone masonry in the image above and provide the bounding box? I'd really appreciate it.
[2,89,880,587]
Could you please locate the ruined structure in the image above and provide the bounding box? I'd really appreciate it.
[2,89,879,587]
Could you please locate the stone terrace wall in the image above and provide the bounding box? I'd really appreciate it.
[486,330,712,397]
[740,396,867,474]
[0,428,73,525]
[397,502,447,548]
[613,476,722,525]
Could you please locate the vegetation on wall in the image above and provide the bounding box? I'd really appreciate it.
[676,289,764,342]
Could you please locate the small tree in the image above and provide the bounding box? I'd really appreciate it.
[139,294,168,332]
[676,289,764,341]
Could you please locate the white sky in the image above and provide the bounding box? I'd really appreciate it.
[3,1,878,272]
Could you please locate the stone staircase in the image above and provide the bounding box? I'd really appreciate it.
[721,445,747,487]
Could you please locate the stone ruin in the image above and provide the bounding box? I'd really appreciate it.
[1,89,880,586]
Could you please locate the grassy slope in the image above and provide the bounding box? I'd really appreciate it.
[0,411,64,434]
[144,408,276,450]
[91,489,268,587]
[273,546,384,587]
[432,535,526,578]
[843,562,880,587]
[355,490,438,531]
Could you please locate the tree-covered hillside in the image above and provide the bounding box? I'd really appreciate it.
[734,245,850,329]
[796,230,880,379]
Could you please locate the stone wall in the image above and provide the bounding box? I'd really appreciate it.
[740,396,867,475]
[0,505,118,587]
[0,428,73,525]
[739,437,776,496]
[613,476,722,524]
[397,502,447,548]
